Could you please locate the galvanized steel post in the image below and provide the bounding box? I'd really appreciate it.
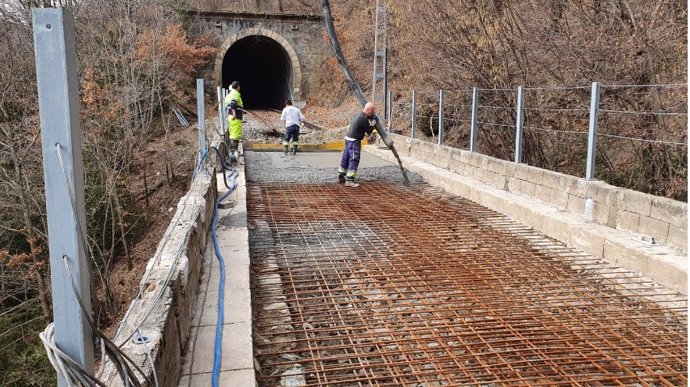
[217,86,223,134]
[586,82,601,180]
[469,87,479,152]
[411,90,417,138]
[222,88,228,133]
[387,88,393,130]
[196,79,206,153]
[514,86,525,163]
[32,8,94,386]
[438,89,445,145]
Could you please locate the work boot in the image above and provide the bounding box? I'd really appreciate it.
[345,180,360,188]
[284,146,289,156]
[291,146,297,156]
[337,173,346,183]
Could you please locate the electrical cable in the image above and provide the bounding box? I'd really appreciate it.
[39,255,154,387]
[599,109,687,116]
[597,132,688,146]
[601,83,687,89]
[52,144,156,386]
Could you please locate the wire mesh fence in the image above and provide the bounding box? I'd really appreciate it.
[388,83,687,201]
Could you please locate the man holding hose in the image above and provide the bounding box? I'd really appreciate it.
[337,102,378,188]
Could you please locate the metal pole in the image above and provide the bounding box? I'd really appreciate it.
[196,79,206,153]
[33,8,93,386]
[222,88,228,133]
[438,89,444,145]
[469,87,479,152]
[387,88,392,131]
[411,90,417,139]
[586,82,601,180]
[514,85,525,163]
[217,86,223,134]
[371,0,380,101]
[383,42,388,120]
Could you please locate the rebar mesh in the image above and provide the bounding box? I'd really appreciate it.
[248,182,687,386]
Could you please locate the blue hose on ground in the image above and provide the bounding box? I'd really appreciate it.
[211,168,239,387]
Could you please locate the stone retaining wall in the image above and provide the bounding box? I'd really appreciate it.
[390,134,687,252]
[103,154,218,386]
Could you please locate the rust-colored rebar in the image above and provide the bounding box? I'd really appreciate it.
[248,182,687,386]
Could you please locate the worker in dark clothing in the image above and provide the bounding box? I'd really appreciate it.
[338,102,378,187]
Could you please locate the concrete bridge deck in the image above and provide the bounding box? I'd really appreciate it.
[178,149,687,386]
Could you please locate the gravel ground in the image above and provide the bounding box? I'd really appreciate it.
[244,151,423,185]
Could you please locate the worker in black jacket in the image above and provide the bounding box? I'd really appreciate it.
[338,102,378,187]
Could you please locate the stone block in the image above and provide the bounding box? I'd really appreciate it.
[667,224,688,252]
[616,211,640,233]
[504,162,518,178]
[541,171,563,190]
[585,181,616,207]
[566,194,585,215]
[520,181,537,197]
[592,200,609,225]
[493,173,507,190]
[651,198,687,228]
[467,152,484,168]
[472,166,484,180]
[562,177,588,200]
[603,240,650,274]
[549,189,569,209]
[535,185,552,203]
[514,164,533,181]
[485,157,508,175]
[638,216,670,242]
[448,161,464,176]
[481,171,495,185]
[618,190,653,216]
[507,177,521,193]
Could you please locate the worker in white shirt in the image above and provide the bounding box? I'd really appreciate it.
[280,99,305,156]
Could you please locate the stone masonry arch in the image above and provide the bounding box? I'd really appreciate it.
[215,27,303,100]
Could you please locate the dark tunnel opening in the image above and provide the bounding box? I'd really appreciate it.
[222,35,292,110]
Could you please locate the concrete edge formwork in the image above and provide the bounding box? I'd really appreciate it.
[366,137,688,295]
[102,143,219,386]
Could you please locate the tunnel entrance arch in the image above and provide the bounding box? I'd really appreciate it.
[215,28,303,109]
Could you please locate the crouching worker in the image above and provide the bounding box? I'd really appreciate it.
[338,102,378,188]
[280,99,305,156]
[224,81,244,161]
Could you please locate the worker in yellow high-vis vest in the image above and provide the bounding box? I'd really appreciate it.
[224,81,245,160]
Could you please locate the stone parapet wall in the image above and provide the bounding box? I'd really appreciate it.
[389,134,687,253]
[103,147,218,386]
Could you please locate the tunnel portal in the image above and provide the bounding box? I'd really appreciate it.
[222,35,292,110]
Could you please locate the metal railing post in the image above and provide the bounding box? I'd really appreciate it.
[222,88,228,132]
[33,8,94,386]
[469,87,479,152]
[411,90,417,138]
[586,82,601,180]
[514,85,525,163]
[438,89,444,145]
[196,79,206,153]
[387,88,393,131]
[217,86,223,133]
